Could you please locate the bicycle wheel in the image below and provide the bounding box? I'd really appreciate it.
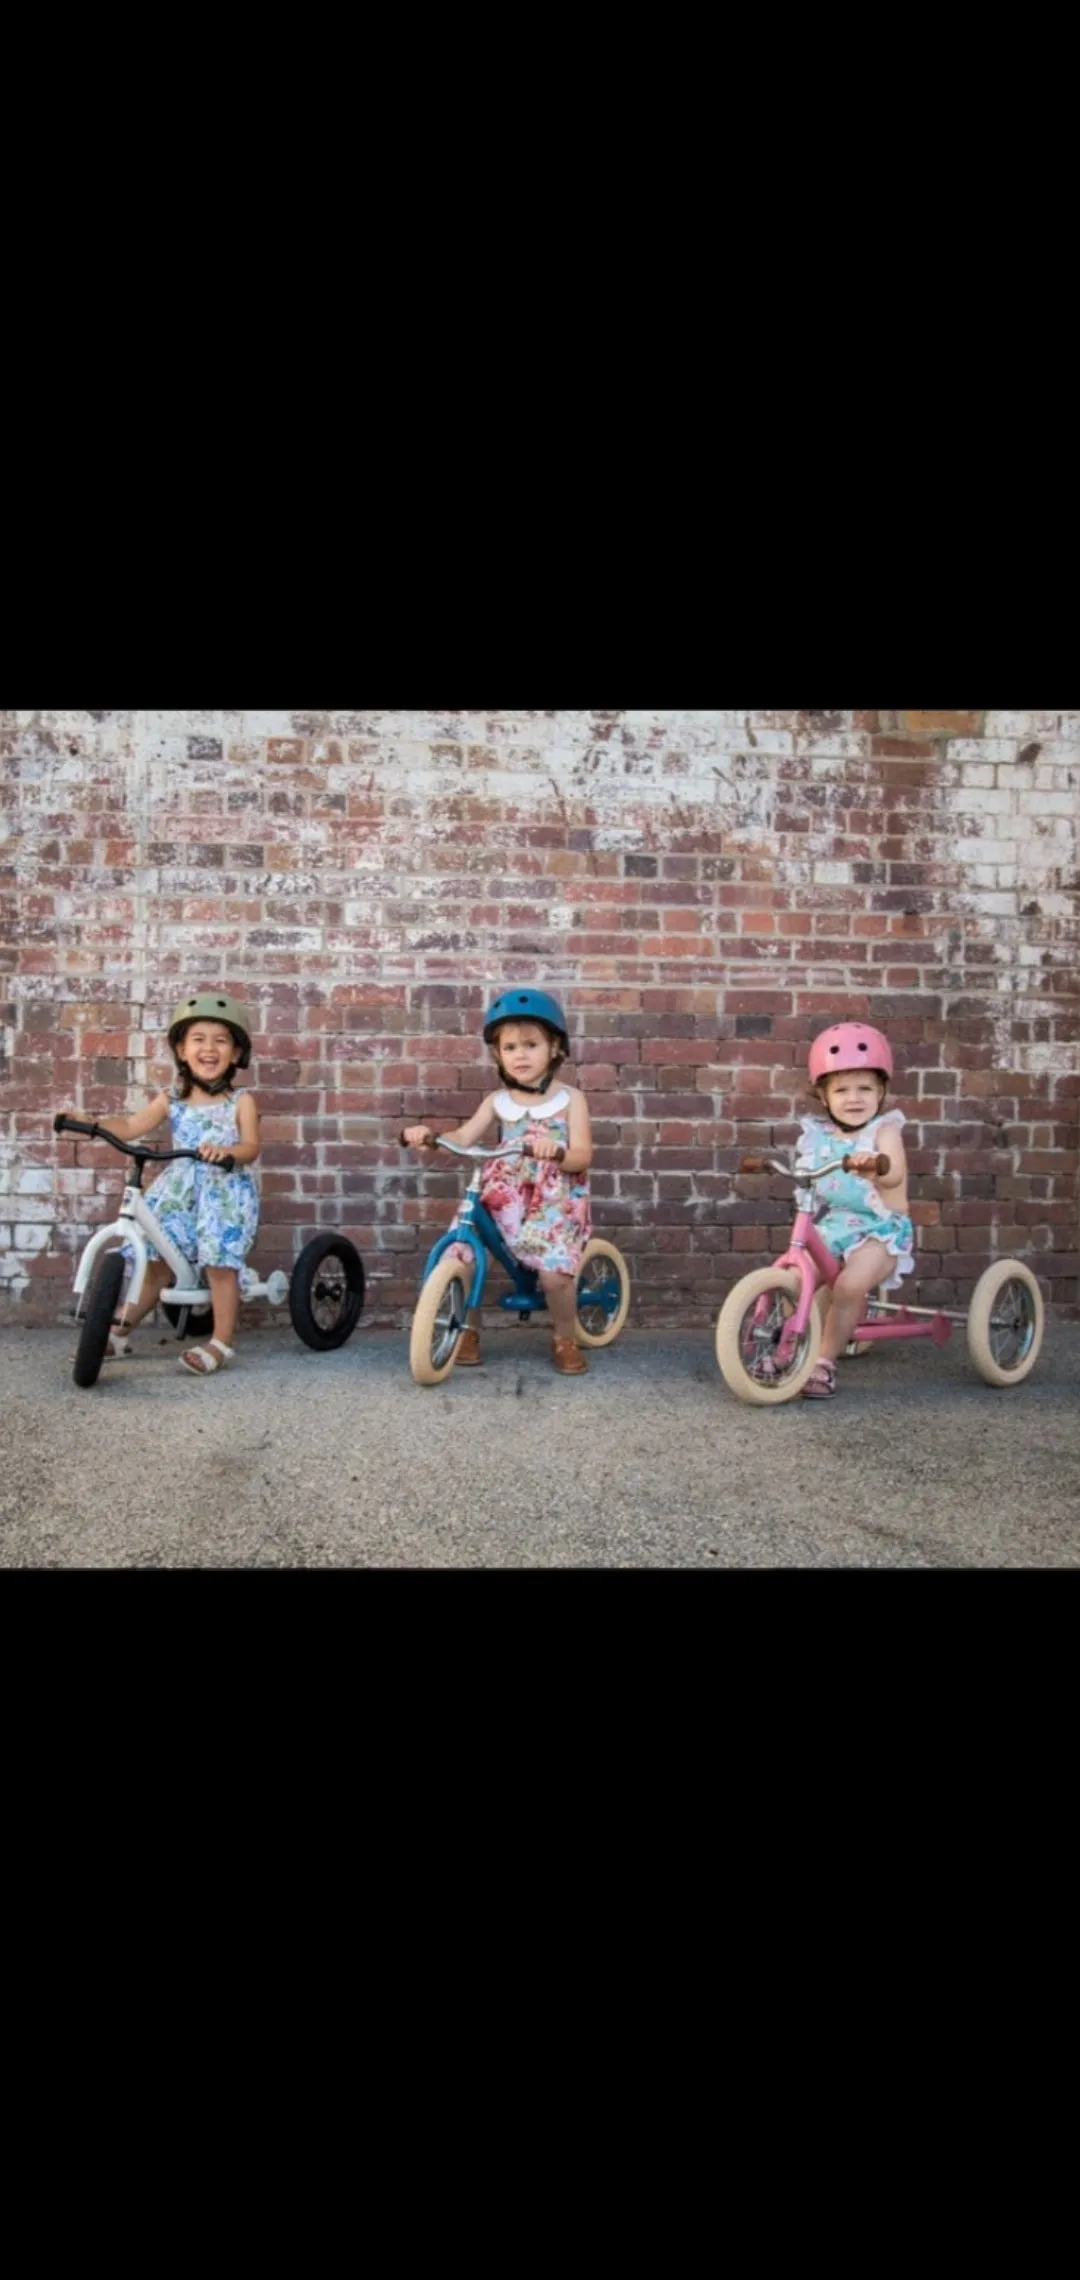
[574,1239,632,1347]
[410,1254,473,1384]
[715,1268,821,1406]
[73,1249,127,1389]
[966,1260,1044,1387]
[289,1234,366,1351]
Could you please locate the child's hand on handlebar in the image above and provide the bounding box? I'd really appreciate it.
[197,1141,234,1164]
[401,1125,437,1150]
[526,1133,565,1163]
[848,1150,887,1176]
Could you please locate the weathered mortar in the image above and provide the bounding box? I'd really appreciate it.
[2,707,1077,1324]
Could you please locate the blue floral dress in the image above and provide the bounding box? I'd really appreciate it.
[135,1091,261,1293]
[797,1110,914,1291]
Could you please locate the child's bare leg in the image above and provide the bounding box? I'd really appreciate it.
[205,1266,240,1351]
[819,1240,892,1362]
[118,1257,173,1328]
[540,1269,579,1339]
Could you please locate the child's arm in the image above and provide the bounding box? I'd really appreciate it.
[850,1125,907,1193]
[61,1092,171,1143]
[403,1095,501,1152]
[531,1087,593,1175]
[198,1092,261,1166]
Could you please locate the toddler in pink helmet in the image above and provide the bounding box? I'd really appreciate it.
[798,1021,914,1399]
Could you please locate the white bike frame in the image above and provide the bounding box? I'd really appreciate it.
[72,1179,284,1318]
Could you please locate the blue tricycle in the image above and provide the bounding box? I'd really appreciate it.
[404,1135,631,1384]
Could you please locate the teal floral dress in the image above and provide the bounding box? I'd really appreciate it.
[138,1091,260,1292]
[797,1110,914,1291]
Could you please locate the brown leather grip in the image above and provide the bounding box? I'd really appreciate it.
[739,1156,765,1174]
[842,1152,891,1176]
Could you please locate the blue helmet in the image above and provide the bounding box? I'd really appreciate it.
[483,989,570,1059]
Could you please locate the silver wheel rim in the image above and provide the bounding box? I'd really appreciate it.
[432,1275,468,1367]
[741,1291,812,1385]
[576,1256,621,1335]
[310,1256,350,1335]
[989,1280,1037,1370]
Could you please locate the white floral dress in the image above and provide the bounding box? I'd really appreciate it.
[134,1091,261,1292]
[797,1110,915,1291]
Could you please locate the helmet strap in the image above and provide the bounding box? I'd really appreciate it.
[495,1060,552,1096]
[828,1111,873,1134]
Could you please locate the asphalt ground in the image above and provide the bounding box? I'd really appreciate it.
[1,1315,1077,1568]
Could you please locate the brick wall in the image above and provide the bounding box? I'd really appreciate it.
[2,708,1077,1323]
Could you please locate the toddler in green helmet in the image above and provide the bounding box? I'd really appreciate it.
[59,991,262,1377]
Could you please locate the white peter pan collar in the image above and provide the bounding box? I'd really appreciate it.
[494,1087,570,1122]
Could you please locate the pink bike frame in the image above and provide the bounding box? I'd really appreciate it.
[771,1207,953,1362]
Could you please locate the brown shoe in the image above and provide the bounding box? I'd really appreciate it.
[456,1328,482,1366]
[552,1336,589,1375]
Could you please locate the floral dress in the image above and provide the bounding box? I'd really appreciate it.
[132,1091,261,1294]
[797,1110,915,1291]
[467,1087,592,1276]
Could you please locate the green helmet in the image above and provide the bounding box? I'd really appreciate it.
[167,991,253,1068]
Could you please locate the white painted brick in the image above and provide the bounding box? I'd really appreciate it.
[1028,792,1077,816]
[954,788,1012,811]
[812,862,853,885]
[947,739,1018,764]
[984,712,1035,736]
[959,765,997,788]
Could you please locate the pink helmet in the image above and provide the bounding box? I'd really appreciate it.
[808,1021,893,1085]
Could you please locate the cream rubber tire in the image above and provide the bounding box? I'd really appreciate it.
[966,1259,1044,1387]
[410,1254,474,1385]
[716,1268,822,1406]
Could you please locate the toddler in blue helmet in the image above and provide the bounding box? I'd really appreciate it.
[403,988,594,1373]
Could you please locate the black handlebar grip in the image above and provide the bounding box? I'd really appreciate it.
[221,1154,236,1173]
[53,1113,68,1134]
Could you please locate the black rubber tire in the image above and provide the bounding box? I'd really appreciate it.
[73,1250,127,1388]
[289,1234,366,1351]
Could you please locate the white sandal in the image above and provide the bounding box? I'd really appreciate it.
[179,1338,236,1376]
[107,1324,134,1358]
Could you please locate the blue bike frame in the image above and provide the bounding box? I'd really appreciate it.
[422,1182,544,1315]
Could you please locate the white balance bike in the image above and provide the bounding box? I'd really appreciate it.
[54,1113,365,1387]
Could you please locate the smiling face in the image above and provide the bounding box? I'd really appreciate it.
[820,1067,886,1128]
[176,1020,240,1089]
[492,1020,557,1090]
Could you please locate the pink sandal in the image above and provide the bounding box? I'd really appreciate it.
[803,1359,838,1399]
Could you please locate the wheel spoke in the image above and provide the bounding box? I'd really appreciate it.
[990,1282,1036,1368]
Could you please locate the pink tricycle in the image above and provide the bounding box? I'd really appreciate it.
[715,1146,1045,1406]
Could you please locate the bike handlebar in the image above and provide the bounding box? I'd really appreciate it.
[740,1150,890,1179]
[53,1113,235,1174]
[398,1131,565,1166]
